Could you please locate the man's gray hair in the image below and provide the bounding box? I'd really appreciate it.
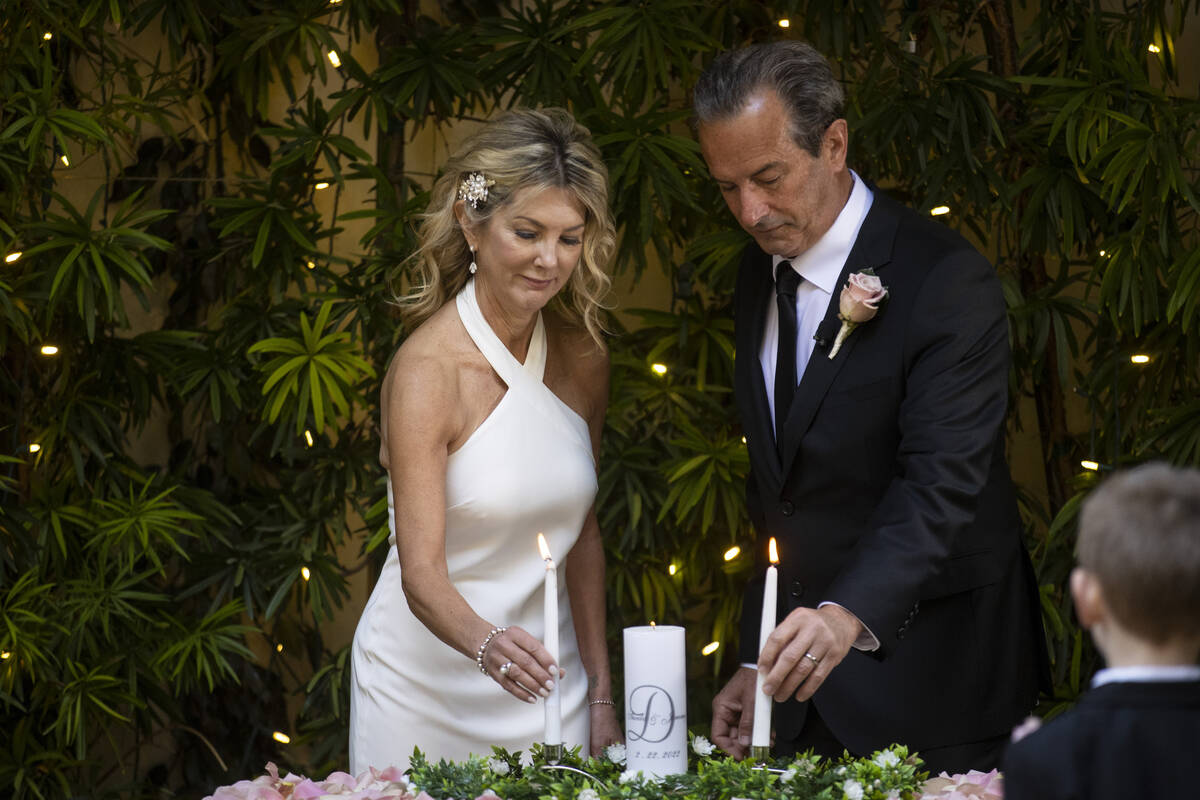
[692,41,845,157]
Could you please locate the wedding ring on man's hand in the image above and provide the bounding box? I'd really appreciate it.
[803,652,821,665]
[499,661,513,677]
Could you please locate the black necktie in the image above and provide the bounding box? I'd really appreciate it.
[774,262,802,446]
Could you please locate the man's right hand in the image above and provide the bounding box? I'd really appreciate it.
[711,666,759,759]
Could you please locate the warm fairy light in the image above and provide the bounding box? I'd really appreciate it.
[1081,460,1100,471]
[306,260,316,269]
[741,436,747,444]
[651,363,668,376]
[40,345,59,355]
[649,621,656,628]
[60,154,69,166]
[668,563,678,576]
[1148,44,1161,53]
[275,643,284,653]
[768,537,779,565]
[272,731,291,744]
[701,641,720,655]
[28,444,41,453]
[329,0,343,3]
[327,50,341,68]
[723,546,741,561]
[930,206,951,216]
[1130,354,1151,364]
[304,430,314,447]
[4,252,21,264]
[777,19,790,28]
[43,32,52,41]
[1099,250,1107,257]
[301,566,311,581]
[1,651,10,659]
[314,181,330,190]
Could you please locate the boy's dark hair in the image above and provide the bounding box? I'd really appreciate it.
[1077,462,1200,643]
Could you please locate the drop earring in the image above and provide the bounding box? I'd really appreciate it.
[469,246,477,275]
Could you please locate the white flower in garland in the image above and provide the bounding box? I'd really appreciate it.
[691,735,715,757]
[872,749,901,768]
[605,743,627,765]
[843,778,865,800]
[780,767,797,784]
[487,757,510,775]
[618,769,642,785]
[577,789,600,800]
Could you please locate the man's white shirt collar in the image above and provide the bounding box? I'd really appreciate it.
[1091,664,1200,688]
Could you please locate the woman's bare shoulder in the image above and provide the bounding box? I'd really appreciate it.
[544,310,609,418]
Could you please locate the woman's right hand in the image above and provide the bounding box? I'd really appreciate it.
[482,626,562,703]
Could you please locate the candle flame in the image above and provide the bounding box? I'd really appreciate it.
[768,537,779,564]
[537,532,553,563]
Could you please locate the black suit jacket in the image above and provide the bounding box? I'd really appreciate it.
[1003,680,1200,800]
[733,187,1048,757]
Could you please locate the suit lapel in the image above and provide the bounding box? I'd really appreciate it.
[736,247,784,489]
[779,191,902,479]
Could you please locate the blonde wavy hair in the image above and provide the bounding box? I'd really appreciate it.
[403,108,616,348]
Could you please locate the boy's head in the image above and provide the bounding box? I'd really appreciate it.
[1072,462,1200,647]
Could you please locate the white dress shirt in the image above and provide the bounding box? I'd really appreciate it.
[752,171,879,652]
[760,171,873,436]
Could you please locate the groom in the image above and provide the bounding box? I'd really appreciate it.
[694,42,1048,774]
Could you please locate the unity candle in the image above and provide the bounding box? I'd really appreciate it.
[623,624,687,778]
[536,533,562,761]
[751,537,780,761]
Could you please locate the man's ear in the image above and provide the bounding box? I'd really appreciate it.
[1070,567,1108,629]
[822,119,849,169]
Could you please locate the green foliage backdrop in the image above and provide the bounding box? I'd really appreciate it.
[1,0,1198,796]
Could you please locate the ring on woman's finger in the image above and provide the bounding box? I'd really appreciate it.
[499,661,513,677]
[803,651,821,666]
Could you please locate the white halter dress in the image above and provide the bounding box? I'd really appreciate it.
[349,279,595,772]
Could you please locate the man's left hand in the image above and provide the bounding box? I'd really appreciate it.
[759,604,862,703]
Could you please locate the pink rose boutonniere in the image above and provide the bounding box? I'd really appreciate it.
[828,269,888,359]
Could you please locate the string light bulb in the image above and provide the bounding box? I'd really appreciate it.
[275,643,284,653]
[1148,44,1161,53]
[301,566,311,581]
[1099,250,1107,257]
[304,430,314,447]
[651,363,668,376]
[0,651,9,659]
[1130,354,1150,364]
[777,19,790,28]
[701,641,720,655]
[28,444,41,453]
[314,181,330,191]
[327,50,341,68]
[306,260,316,270]
[930,206,951,216]
[723,546,741,561]
[4,252,21,264]
[60,154,69,166]
[1081,460,1100,471]
[43,32,52,41]
[272,731,291,744]
[668,563,678,576]
[40,345,59,355]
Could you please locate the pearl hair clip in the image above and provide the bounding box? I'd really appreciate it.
[458,172,495,209]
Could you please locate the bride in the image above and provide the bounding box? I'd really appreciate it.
[349,108,621,772]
